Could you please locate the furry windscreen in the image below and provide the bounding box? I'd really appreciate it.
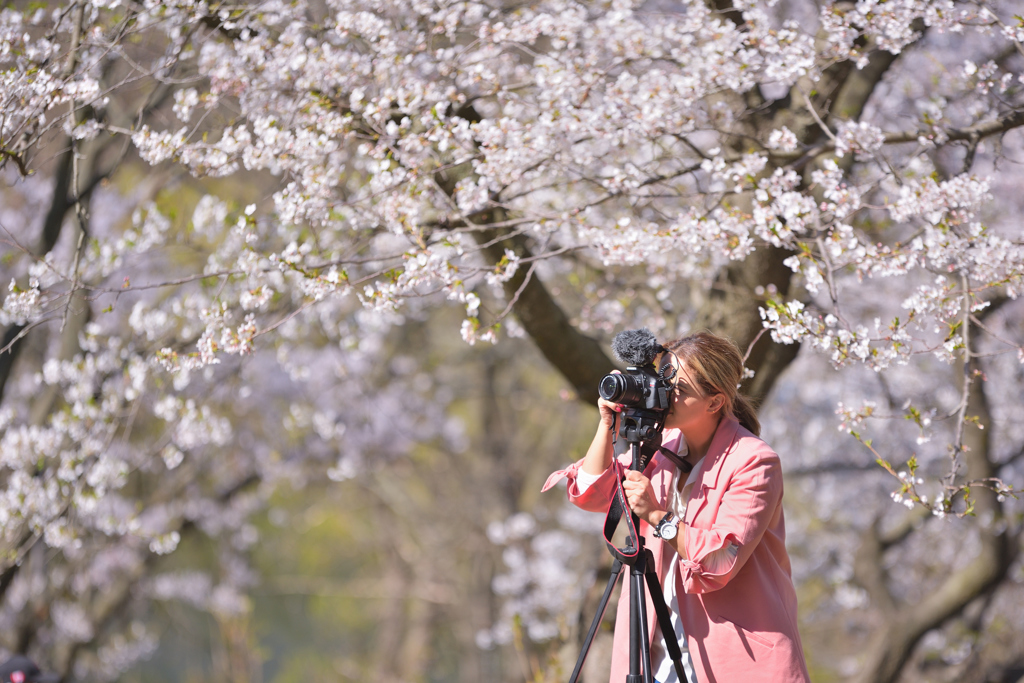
[611,328,665,366]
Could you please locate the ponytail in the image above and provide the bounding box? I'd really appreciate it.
[733,393,760,437]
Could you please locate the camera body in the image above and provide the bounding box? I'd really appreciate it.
[598,365,673,414]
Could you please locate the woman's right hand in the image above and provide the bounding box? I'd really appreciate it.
[598,369,623,428]
[582,385,621,476]
[598,397,622,429]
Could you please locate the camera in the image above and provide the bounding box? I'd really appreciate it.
[599,367,671,413]
[599,328,676,442]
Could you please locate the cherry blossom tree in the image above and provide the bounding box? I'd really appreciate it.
[1,0,1023,680]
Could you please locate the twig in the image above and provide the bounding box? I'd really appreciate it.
[969,313,1022,353]
[741,328,767,365]
[775,106,1024,176]
[253,299,316,339]
[0,316,60,355]
[59,226,87,334]
[488,261,537,327]
[947,273,973,485]
[798,86,837,142]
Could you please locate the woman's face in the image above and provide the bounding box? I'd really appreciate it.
[664,355,723,432]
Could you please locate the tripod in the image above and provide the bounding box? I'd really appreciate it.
[568,412,688,683]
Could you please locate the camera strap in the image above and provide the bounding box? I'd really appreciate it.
[603,459,641,565]
[654,443,693,476]
[602,445,693,565]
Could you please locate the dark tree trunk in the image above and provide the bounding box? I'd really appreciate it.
[0,143,74,406]
[692,244,801,406]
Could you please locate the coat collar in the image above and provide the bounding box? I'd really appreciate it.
[693,415,741,489]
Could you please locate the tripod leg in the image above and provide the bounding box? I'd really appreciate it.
[569,559,625,683]
[633,564,655,683]
[628,565,642,683]
[644,554,687,683]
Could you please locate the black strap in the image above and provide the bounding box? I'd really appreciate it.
[602,446,692,565]
[602,460,641,564]
[655,443,693,476]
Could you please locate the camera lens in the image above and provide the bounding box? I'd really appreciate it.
[599,372,645,405]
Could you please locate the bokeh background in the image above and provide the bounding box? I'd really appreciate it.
[2,0,1023,682]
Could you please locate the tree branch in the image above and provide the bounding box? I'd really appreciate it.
[851,348,1017,683]
[778,107,1024,167]
[473,219,613,404]
[886,107,1024,145]
[434,104,614,403]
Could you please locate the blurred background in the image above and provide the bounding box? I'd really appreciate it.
[2,0,1024,682]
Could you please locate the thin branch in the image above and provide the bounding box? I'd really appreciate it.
[798,85,837,142]
[0,317,58,355]
[741,328,767,365]
[253,299,316,339]
[947,274,973,485]
[59,227,87,334]
[487,261,537,328]
[969,312,1022,353]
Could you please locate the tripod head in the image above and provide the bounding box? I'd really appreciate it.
[617,408,665,472]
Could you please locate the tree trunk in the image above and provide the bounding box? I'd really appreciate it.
[692,244,802,405]
[0,141,74,406]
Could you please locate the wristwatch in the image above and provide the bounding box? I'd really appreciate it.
[653,511,678,540]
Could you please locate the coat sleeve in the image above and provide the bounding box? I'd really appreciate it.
[679,449,782,594]
[541,453,632,513]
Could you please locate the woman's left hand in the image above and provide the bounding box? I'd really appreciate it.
[622,470,663,525]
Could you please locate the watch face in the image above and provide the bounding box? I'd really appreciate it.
[656,513,677,540]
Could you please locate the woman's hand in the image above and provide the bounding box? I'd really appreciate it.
[597,397,622,429]
[581,372,623,477]
[597,370,623,429]
[622,470,663,525]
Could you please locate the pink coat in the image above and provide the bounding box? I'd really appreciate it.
[544,417,810,683]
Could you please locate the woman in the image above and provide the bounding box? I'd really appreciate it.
[544,332,810,683]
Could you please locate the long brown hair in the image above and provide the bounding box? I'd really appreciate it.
[663,331,760,436]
